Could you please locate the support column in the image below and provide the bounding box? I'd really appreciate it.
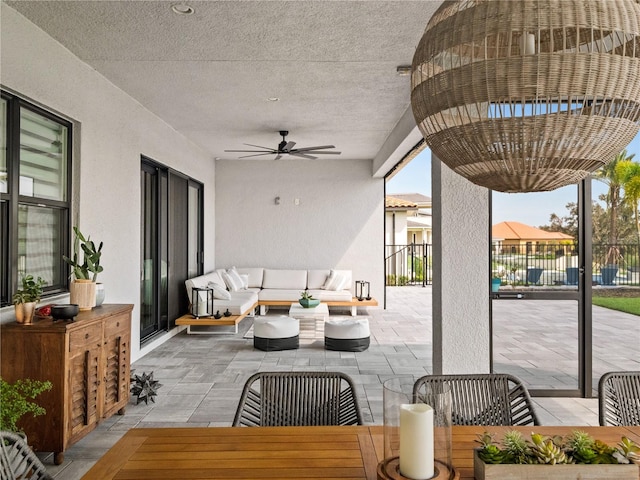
[432,155,491,374]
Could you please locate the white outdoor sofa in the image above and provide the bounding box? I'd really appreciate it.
[184,267,364,319]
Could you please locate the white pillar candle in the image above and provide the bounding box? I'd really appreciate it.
[399,403,434,479]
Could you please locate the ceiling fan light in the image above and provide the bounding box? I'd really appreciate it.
[411,0,640,193]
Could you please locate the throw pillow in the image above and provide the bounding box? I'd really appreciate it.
[221,270,243,292]
[227,267,246,290]
[323,270,346,291]
[208,282,231,300]
[239,274,249,290]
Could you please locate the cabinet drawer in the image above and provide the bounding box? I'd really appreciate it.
[69,326,101,351]
[104,316,129,338]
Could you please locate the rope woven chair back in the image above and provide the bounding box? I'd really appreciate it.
[233,371,363,427]
[598,371,640,426]
[1,431,53,480]
[413,374,540,426]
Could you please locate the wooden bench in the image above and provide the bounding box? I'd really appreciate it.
[175,301,258,334]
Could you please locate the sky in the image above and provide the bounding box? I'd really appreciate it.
[386,132,640,227]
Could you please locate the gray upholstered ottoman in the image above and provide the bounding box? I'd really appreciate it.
[253,316,300,351]
[324,317,370,352]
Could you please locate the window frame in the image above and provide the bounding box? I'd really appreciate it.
[1,90,72,306]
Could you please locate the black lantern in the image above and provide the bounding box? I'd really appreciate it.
[191,286,213,318]
[355,281,370,301]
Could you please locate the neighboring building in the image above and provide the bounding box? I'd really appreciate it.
[492,221,575,253]
[385,193,432,245]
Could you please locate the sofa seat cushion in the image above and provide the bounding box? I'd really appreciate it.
[307,289,352,302]
[262,269,307,290]
[211,290,258,316]
[258,289,304,302]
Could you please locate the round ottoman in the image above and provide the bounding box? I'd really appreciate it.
[324,318,370,352]
[253,316,300,351]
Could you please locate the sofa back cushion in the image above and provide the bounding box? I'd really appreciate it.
[307,270,330,289]
[236,268,264,288]
[262,269,307,290]
[185,271,226,304]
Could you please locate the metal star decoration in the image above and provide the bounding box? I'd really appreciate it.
[130,370,162,405]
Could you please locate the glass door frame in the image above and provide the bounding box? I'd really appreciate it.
[489,179,594,398]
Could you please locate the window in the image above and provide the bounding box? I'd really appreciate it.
[0,91,71,306]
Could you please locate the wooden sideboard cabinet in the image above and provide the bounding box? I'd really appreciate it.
[0,303,133,465]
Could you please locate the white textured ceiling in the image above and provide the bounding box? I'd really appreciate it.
[6,1,442,165]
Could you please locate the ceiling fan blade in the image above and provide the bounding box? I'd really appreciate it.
[292,145,336,152]
[283,141,296,151]
[238,152,279,158]
[243,143,276,150]
[225,149,273,153]
[294,150,341,155]
[289,152,317,160]
[274,153,283,160]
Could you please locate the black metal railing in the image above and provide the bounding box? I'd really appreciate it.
[385,243,433,286]
[492,242,639,286]
[385,242,640,287]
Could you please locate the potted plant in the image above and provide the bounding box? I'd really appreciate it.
[474,430,640,480]
[491,275,502,293]
[12,274,46,324]
[0,377,52,434]
[299,290,320,308]
[63,226,103,311]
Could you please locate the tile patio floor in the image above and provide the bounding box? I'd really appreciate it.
[43,286,638,479]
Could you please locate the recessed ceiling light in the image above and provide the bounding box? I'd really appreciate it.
[396,65,412,76]
[266,97,280,102]
[171,4,194,15]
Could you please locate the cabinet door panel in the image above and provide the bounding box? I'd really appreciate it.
[69,348,100,439]
[103,329,130,415]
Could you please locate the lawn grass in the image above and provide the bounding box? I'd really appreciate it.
[592,296,640,316]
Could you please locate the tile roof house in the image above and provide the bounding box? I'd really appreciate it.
[492,221,575,251]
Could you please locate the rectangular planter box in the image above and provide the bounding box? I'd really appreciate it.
[474,449,639,480]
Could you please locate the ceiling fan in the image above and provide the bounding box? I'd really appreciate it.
[224,130,341,160]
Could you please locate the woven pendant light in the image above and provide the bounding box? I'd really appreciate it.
[411,0,640,192]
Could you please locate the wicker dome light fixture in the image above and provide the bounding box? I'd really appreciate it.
[411,0,640,193]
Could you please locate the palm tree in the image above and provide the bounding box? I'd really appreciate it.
[594,149,635,264]
[616,158,640,244]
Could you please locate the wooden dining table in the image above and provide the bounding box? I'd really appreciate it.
[82,425,640,479]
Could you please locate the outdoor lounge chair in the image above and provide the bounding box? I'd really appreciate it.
[1,431,53,480]
[598,371,640,426]
[413,373,540,426]
[232,371,363,427]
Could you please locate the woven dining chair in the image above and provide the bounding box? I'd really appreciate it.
[0,431,53,480]
[413,374,540,426]
[598,371,640,426]
[232,371,364,427]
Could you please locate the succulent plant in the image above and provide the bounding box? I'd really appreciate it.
[567,430,597,464]
[502,430,529,464]
[476,430,639,466]
[529,433,570,465]
[618,436,640,463]
[476,432,507,464]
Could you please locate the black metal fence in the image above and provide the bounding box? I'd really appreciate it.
[385,243,433,286]
[492,242,639,286]
[385,242,640,287]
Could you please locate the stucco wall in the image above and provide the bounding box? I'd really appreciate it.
[215,159,384,300]
[432,156,490,373]
[1,5,215,361]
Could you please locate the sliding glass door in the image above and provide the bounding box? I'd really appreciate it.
[140,158,203,342]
